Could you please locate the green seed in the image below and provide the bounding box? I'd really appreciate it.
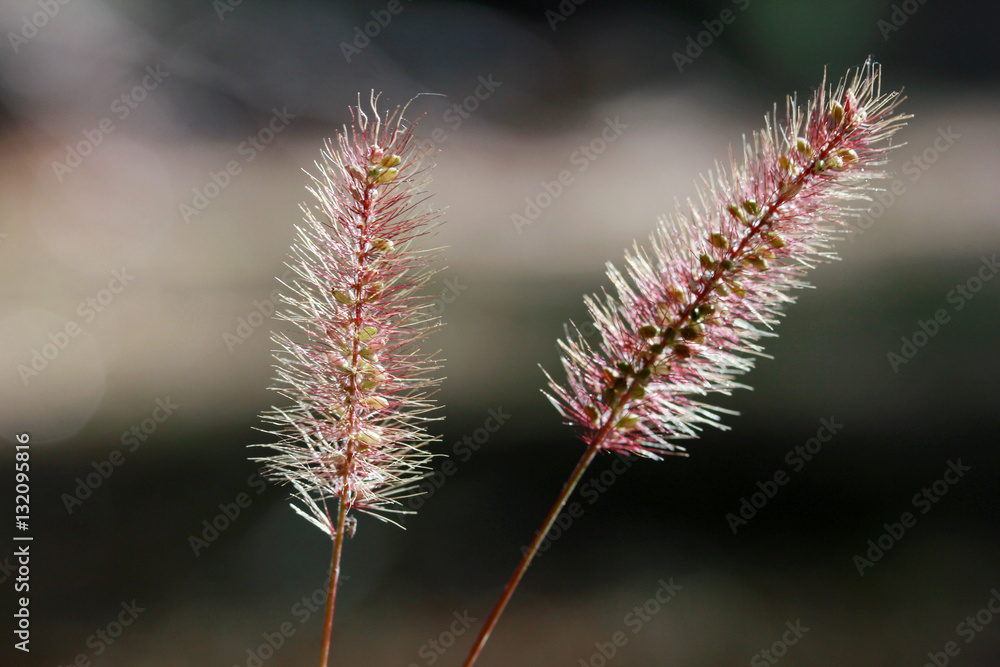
[691,304,715,322]
[628,384,647,400]
[376,167,399,184]
[763,231,786,248]
[710,232,729,250]
[362,395,389,410]
[838,148,858,163]
[358,325,378,341]
[615,414,640,431]
[372,238,395,252]
[380,154,401,168]
[357,429,381,446]
[639,324,658,339]
[681,324,703,341]
[780,181,803,198]
[831,100,845,125]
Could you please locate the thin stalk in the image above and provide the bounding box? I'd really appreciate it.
[319,158,370,667]
[461,120,846,667]
[461,435,607,667]
[318,490,351,667]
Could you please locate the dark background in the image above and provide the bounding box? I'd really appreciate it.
[1,0,999,665]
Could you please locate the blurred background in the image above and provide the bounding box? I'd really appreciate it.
[1,0,999,665]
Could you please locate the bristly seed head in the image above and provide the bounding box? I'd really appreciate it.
[543,59,908,459]
[253,93,444,537]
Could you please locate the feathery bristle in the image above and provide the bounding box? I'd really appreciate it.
[253,94,443,537]
[545,60,909,458]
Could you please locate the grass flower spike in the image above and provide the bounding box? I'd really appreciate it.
[254,94,442,667]
[547,60,906,457]
[462,60,908,665]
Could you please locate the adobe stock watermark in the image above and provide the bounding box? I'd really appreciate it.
[12,545,30,652]
[428,276,467,317]
[726,417,843,534]
[224,270,291,354]
[672,0,751,73]
[853,459,970,576]
[404,406,511,514]
[0,553,15,586]
[511,116,628,234]
[846,126,959,242]
[524,452,635,559]
[887,254,998,372]
[231,584,335,667]
[62,397,180,514]
[877,0,929,41]
[545,0,587,31]
[188,473,268,556]
[415,75,502,154]
[213,0,244,21]
[55,600,145,667]
[18,267,135,386]
[406,610,478,667]
[921,588,1000,667]
[750,620,809,666]
[51,64,170,181]
[180,106,297,224]
[224,271,464,350]
[7,0,74,54]
[578,578,682,667]
[340,0,410,63]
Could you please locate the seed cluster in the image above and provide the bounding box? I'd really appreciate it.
[255,100,442,536]
[546,61,908,458]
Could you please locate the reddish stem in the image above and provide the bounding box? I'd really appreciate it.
[318,153,379,667]
[461,125,851,667]
[318,496,350,667]
[460,431,609,667]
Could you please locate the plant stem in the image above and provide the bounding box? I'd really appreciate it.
[319,492,351,667]
[460,437,606,667]
[319,154,373,667]
[461,121,853,667]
